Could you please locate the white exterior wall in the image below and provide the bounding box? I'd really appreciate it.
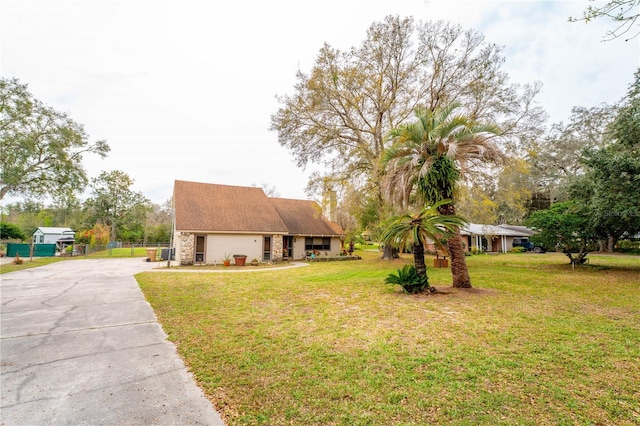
[295,236,343,258]
[205,234,265,264]
[175,232,345,264]
[330,237,343,256]
[292,238,307,260]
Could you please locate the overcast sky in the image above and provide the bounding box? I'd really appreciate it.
[2,0,638,204]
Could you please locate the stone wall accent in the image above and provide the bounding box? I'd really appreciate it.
[272,234,283,262]
[177,232,194,265]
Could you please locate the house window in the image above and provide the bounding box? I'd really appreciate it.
[195,235,205,263]
[284,236,293,259]
[305,237,331,250]
[263,236,271,260]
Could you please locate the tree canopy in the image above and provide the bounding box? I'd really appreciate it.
[571,147,640,251]
[83,170,150,242]
[271,16,543,208]
[0,78,110,201]
[526,201,596,265]
[567,69,640,251]
[525,68,640,256]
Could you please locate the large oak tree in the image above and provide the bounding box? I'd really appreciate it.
[271,16,544,258]
[0,78,109,201]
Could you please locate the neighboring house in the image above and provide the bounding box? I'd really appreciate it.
[32,227,75,245]
[173,180,345,265]
[461,223,535,253]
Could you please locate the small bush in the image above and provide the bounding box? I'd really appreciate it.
[617,240,640,254]
[510,246,526,253]
[385,264,430,294]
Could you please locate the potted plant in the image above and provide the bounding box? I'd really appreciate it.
[233,254,247,266]
[250,258,259,266]
[223,253,231,266]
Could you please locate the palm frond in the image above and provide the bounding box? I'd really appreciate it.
[382,100,504,207]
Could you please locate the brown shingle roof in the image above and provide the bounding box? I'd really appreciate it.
[173,180,345,236]
[173,180,288,233]
[269,198,344,236]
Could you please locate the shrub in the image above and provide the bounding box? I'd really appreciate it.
[385,264,430,294]
[510,246,526,253]
[617,239,640,254]
[76,224,110,248]
[0,222,26,241]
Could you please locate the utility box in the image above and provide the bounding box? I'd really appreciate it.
[160,248,175,261]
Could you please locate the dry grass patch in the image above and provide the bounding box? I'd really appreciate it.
[136,251,640,425]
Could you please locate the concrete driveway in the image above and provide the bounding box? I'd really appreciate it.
[1,258,225,425]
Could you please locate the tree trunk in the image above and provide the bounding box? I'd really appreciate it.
[381,244,399,260]
[0,185,11,201]
[448,233,472,288]
[413,242,427,278]
[439,204,472,288]
[607,235,617,253]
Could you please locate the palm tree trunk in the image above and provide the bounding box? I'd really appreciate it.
[447,233,471,288]
[413,242,427,278]
[439,204,472,288]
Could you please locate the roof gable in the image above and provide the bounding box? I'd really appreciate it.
[269,198,344,236]
[173,180,288,233]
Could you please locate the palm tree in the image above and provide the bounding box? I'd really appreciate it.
[380,201,467,279]
[383,102,504,288]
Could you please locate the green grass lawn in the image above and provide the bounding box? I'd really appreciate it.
[138,251,640,425]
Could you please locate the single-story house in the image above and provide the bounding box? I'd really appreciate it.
[32,227,75,245]
[461,223,535,253]
[173,180,345,265]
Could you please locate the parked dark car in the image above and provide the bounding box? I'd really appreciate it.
[512,238,546,253]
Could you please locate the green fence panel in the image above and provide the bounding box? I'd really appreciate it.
[33,244,56,257]
[6,243,31,257]
[6,243,57,257]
